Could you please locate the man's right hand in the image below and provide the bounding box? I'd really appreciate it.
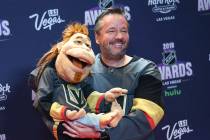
[62,121,101,138]
[105,87,128,102]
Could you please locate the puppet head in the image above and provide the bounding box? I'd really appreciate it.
[55,23,95,84]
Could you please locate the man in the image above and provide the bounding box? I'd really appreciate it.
[63,8,164,140]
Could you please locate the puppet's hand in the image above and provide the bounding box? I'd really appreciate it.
[108,100,124,127]
[99,101,124,128]
[99,111,118,128]
[104,87,128,102]
[66,108,86,120]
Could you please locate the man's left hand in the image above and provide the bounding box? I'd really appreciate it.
[62,121,101,138]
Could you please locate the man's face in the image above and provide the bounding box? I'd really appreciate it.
[95,14,129,59]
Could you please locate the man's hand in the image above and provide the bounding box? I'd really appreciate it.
[105,87,128,102]
[62,121,101,138]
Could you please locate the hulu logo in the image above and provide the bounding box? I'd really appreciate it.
[165,89,181,97]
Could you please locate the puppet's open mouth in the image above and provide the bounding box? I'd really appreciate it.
[67,55,90,69]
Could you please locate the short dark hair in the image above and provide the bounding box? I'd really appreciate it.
[94,8,127,34]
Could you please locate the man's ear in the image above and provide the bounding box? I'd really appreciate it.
[94,32,99,45]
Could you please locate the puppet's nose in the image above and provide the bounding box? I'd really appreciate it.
[82,44,91,51]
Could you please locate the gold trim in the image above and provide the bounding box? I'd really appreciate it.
[87,91,102,112]
[52,121,59,140]
[131,98,164,126]
[50,102,64,120]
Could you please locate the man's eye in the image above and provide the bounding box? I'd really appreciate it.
[121,30,128,33]
[108,30,115,33]
[106,29,116,33]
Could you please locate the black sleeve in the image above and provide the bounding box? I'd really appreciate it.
[135,75,164,108]
[107,62,164,140]
[34,67,56,117]
[107,110,155,140]
[28,67,39,92]
[28,74,36,91]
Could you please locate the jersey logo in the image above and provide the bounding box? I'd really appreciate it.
[62,84,87,110]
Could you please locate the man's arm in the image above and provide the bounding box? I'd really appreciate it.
[107,62,164,140]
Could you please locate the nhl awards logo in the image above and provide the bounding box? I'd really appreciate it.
[0,134,6,140]
[0,19,11,42]
[158,42,193,97]
[198,0,210,13]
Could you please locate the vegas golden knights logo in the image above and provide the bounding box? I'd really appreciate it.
[62,84,87,110]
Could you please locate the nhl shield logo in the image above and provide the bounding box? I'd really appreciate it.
[162,50,177,65]
[98,0,114,10]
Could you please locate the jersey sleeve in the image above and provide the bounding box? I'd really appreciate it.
[131,61,164,129]
[33,67,55,115]
[86,90,112,114]
[32,67,68,140]
[108,61,164,140]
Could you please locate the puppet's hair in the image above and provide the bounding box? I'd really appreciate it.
[62,22,89,42]
[34,22,89,89]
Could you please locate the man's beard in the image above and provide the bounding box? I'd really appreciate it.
[104,41,127,60]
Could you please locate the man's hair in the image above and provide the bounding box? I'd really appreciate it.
[94,8,127,34]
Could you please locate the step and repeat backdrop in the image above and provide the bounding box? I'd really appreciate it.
[1,0,210,140]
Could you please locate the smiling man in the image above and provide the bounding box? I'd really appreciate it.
[63,8,165,140]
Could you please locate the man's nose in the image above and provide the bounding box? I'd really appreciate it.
[115,31,123,39]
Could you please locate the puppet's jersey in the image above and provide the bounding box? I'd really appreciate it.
[32,66,98,140]
[53,83,89,110]
[87,54,165,140]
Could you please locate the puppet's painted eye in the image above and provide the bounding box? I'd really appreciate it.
[86,43,91,48]
[74,40,82,44]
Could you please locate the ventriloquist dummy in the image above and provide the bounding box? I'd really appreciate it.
[28,22,127,140]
